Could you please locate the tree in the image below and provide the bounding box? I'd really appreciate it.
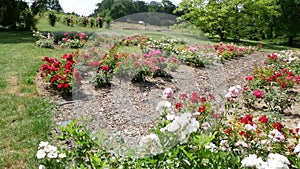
[275,0,300,45]
[0,0,36,30]
[93,0,177,20]
[31,0,63,15]
[175,0,281,41]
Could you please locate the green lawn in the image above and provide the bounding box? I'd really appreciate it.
[0,17,298,168]
[0,29,75,168]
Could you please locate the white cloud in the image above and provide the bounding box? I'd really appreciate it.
[59,0,99,16]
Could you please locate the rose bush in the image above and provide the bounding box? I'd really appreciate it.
[243,52,300,113]
[40,51,82,96]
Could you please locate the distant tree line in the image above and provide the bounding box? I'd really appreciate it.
[176,0,300,45]
[0,0,63,30]
[92,0,180,21]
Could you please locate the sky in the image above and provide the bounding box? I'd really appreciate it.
[24,0,182,16]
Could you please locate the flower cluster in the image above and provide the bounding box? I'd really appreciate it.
[118,35,149,48]
[241,153,290,169]
[225,85,242,101]
[177,44,215,67]
[138,133,163,156]
[40,52,82,96]
[243,52,300,113]
[160,112,200,143]
[33,30,55,49]
[222,113,298,158]
[213,42,255,60]
[60,32,87,48]
[37,141,66,159]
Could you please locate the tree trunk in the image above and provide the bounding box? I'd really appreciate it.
[288,36,295,46]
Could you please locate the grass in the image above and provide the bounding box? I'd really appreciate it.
[0,29,74,168]
[0,16,299,168]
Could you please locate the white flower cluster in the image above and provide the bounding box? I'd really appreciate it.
[205,142,217,152]
[268,129,285,142]
[139,134,163,156]
[37,141,66,160]
[280,50,299,63]
[160,113,200,143]
[225,85,242,101]
[155,100,172,115]
[241,153,290,169]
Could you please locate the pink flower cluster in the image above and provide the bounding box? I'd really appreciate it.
[225,85,242,101]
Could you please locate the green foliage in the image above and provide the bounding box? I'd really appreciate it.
[47,10,57,27]
[36,39,55,48]
[93,0,178,20]
[176,0,300,45]
[0,0,36,30]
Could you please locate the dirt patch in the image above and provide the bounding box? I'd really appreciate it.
[5,76,19,94]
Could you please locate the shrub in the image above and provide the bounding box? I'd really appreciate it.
[40,51,82,96]
[47,11,57,27]
[33,30,54,49]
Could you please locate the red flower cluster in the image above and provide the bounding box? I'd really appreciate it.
[40,52,81,95]
[258,115,268,123]
[239,114,254,125]
[273,122,284,132]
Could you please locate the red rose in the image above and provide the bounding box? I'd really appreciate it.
[239,114,253,124]
[42,56,50,62]
[64,32,69,37]
[40,64,48,71]
[201,97,207,102]
[190,92,200,103]
[62,54,73,61]
[239,131,248,138]
[198,106,206,113]
[225,128,232,135]
[253,89,264,99]
[51,74,60,84]
[273,122,284,131]
[100,65,110,71]
[245,75,254,81]
[180,94,188,100]
[64,83,70,88]
[295,76,300,84]
[258,115,268,123]
[281,82,287,88]
[175,103,183,110]
[57,83,64,89]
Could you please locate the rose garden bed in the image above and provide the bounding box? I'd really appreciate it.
[35,34,300,168]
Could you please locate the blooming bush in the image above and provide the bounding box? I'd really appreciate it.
[213,42,255,61]
[40,51,82,96]
[243,53,300,113]
[59,32,87,48]
[37,84,300,168]
[36,141,66,168]
[177,44,215,67]
[33,30,54,49]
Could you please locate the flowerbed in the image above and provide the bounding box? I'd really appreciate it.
[36,47,300,168]
[36,34,300,168]
[33,31,91,49]
[213,42,256,61]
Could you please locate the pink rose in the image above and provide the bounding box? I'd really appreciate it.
[253,89,264,98]
[162,88,174,99]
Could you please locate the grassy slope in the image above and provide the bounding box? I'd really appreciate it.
[0,17,298,168]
